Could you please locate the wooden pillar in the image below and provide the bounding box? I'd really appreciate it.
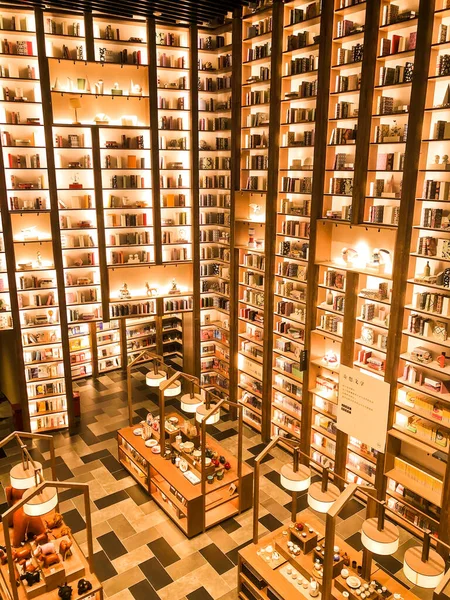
[351,0,382,225]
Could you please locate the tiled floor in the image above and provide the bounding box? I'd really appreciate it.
[0,369,432,600]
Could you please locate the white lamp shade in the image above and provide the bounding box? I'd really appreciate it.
[196,404,220,424]
[403,546,445,589]
[23,485,58,517]
[180,393,203,413]
[307,481,340,513]
[361,517,399,555]
[146,371,167,387]
[280,463,311,492]
[164,380,182,397]
[10,461,42,490]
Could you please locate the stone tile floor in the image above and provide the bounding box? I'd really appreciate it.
[0,368,433,600]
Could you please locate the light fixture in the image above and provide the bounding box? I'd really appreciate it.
[10,461,43,490]
[307,468,340,513]
[146,371,167,387]
[23,485,58,517]
[196,403,220,424]
[280,447,311,492]
[403,531,445,588]
[361,502,399,555]
[180,392,203,413]
[163,379,182,397]
[69,97,81,124]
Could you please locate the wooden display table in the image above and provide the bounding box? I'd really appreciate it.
[238,509,421,600]
[117,414,253,537]
[0,518,102,600]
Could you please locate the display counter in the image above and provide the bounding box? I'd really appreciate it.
[117,412,253,537]
[238,509,420,600]
[0,515,102,600]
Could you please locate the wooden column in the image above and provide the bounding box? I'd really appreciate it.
[147,17,162,265]
[261,0,283,442]
[91,126,110,321]
[89,321,99,379]
[302,0,334,460]
[190,23,201,379]
[0,143,31,428]
[228,10,243,417]
[34,7,75,431]
[334,270,359,487]
[351,0,382,225]
[119,319,128,371]
[83,12,95,62]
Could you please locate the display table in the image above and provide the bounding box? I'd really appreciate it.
[117,414,253,537]
[238,509,420,600]
[0,517,102,600]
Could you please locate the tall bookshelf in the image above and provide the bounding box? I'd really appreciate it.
[0,6,70,432]
[271,0,322,446]
[198,23,233,401]
[236,0,277,433]
[389,0,450,540]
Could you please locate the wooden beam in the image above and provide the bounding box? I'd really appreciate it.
[147,17,162,265]
[351,0,382,225]
[91,126,110,321]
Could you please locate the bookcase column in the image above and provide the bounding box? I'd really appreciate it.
[35,7,75,430]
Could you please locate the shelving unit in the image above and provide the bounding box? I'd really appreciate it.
[117,413,253,538]
[391,0,450,538]
[236,0,278,434]
[156,23,192,265]
[198,23,233,403]
[96,319,121,372]
[0,6,69,432]
[271,0,322,445]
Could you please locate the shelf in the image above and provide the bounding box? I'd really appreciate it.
[385,467,442,507]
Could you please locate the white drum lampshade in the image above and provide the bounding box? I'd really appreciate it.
[23,485,58,517]
[163,379,182,397]
[280,463,311,492]
[10,461,42,490]
[180,393,203,413]
[146,371,167,387]
[361,517,399,556]
[196,403,220,424]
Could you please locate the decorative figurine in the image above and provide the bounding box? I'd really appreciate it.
[36,251,42,268]
[169,278,180,295]
[119,283,131,299]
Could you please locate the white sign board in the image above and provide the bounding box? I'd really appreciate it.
[337,365,390,453]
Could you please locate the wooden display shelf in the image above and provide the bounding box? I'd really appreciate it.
[0,518,102,600]
[117,414,252,537]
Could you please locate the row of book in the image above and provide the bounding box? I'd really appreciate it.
[378,63,413,86]
[281,177,312,194]
[286,55,318,76]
